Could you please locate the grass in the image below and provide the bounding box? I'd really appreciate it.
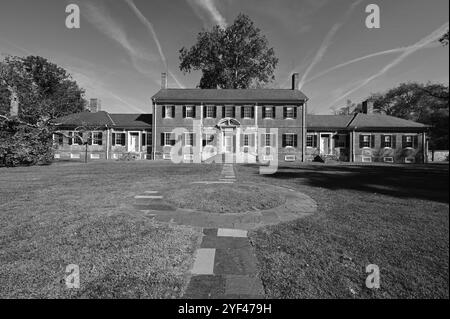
[165,183,285,213]
[237,163,449,299]
[0,161,221,298]
[1,160,448,298]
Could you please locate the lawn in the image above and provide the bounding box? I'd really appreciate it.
[238,163,449,299]
[1,160,448,299]
[0,161,221,298]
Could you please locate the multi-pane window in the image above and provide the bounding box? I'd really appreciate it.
[69,131,83,145]
[142,132,152,146]
[403,135,414,148]
[336,134,347,148]
[205,106,215,118]
[91,132,103,145]
[243,134,249,147]
[306,134,318,148]
[242,106,254,119]
[361,135,371,148]
[224,106,235,118]
[263,107,274,119]
[184,106,195,118]
[53,134,64,147]
[112,132,126,146]
[162,132,176,146]
[203,133,215,147]
[284,106,296,119]
[163,105,174,118]
[263,133,275,147]
[283,134,297,147]
[184,133,194,146]
[382,135,392,148]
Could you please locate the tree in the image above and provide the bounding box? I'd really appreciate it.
[368,82,449,150]
[439,30,449,46]
[179,14,278,89]
[0,55,87,166]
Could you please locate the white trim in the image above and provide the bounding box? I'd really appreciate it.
[283,133,296,148]
[127,131,141,153]
[362,156,372,162]
[184,132,194,147]
[285,155,296,162]
[91,131,103,146]
[383,157,394,163]
[164,105,174,119]
[90,153,100,159]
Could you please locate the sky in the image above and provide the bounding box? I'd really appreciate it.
[0,0,448,114]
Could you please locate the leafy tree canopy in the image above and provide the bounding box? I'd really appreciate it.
[0,55,87,166]
[439,30,449,46]
[0,55,87,125]
[179,14,278,89]
[369,82,449,150]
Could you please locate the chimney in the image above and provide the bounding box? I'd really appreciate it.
[161,72,167,89]
[362,100,374,114]
[291,73,299,90]
[89,98,101,113]
[10,89,19,117]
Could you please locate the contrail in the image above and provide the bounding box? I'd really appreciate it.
[83,1,154,75]
[297,0,363,90]
[68,68,147,113]
[186,0,227,29]
[331,22,449,105]
[305,42,439,85]
[125,0,185,88]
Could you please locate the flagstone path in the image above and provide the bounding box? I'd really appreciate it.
[132,163,317,299]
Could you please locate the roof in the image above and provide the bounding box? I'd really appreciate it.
[53,111,114,127]
[307,115,354,129]
[348,113,429,130]
[308,113,429,131]
[53,111,152,129]
[152,88,308,103]
[109,113,152,129]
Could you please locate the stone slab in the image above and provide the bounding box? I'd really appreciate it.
[184,275,226,299]
[203,228,218,236]
[224,275,265,296]
[214,248,258,276]
[217,228,248,238]
[201,236,252,250]
[191,248,216,275]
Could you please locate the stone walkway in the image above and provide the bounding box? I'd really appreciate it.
[132,163,317,299]
[184,227,264,298]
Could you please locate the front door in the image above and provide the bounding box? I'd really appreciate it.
[129,133,139,152]
[224,134,233,153]
[321,135,330,155]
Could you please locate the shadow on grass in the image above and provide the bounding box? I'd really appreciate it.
[260,163,449,204]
